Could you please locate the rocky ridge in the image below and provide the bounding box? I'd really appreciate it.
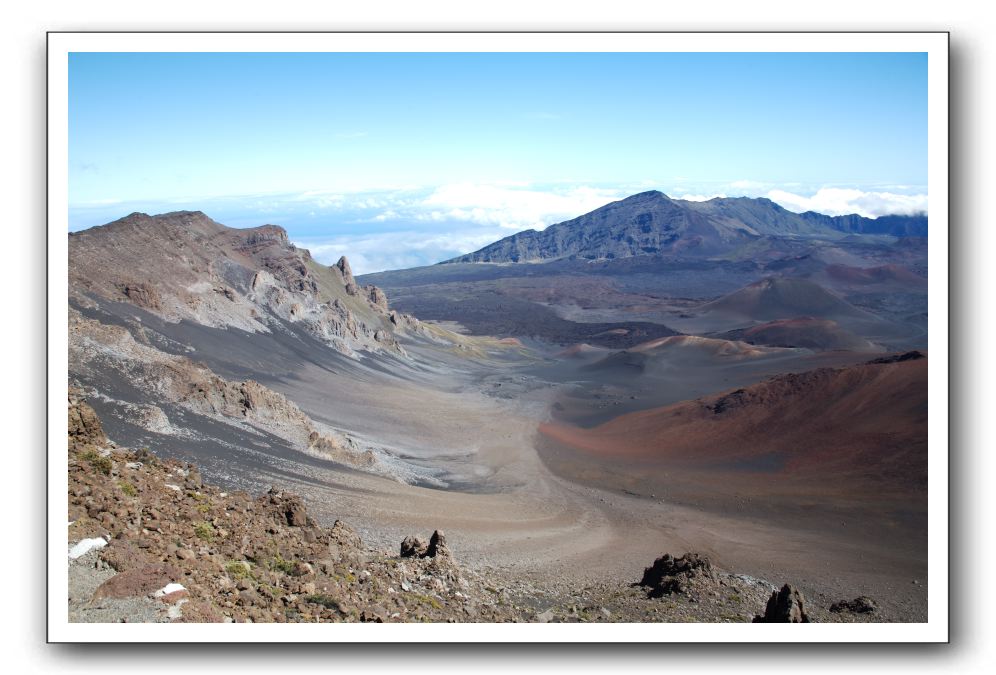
[69,211,425,358]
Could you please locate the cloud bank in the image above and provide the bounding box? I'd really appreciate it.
[766,187,928,218]
[418,183,626,231]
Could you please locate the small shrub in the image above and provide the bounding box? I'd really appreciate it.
[305,594,340,610]
[81,450,112,475]
[118,481,137,497]
[268,553,295,574]
[409,593,442,610]
[225,560,255,581]
[195,502,210,514]
[193,520,215,541]
[135,447,158,465]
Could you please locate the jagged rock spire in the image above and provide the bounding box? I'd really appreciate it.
[334,256,359,296]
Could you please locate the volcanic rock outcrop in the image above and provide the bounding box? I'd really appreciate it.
[637,553,716,598]
[753,584,811,623]
[829,596,878,614]
[69,211,409,358]
[400,530,449,559]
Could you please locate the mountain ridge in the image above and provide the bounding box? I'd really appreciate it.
[443,191,927,264]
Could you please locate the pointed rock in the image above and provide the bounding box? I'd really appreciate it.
[333,256,359,295]
[753,584,811,623]
[366,285,389,312]
[426,530,449,558]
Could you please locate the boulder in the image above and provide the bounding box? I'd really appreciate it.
[829,596,878,614]
[68,391,106,450]
[120,282,162,310]
[426,530,449,558]
[400,535,427,558]
[265,486,309,526]
[286,503,308,527]
[637,552,714,597]
[753,584,811,623]
[92,563,182,600]
[365,285,389,312]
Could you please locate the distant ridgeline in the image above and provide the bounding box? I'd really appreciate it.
[443,191,927,264]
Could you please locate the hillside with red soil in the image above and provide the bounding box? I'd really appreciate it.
[733,317,878,352]
[541,353,927,500]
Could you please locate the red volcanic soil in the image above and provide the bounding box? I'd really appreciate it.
[540,354,927,499]
[628,335,786,359]
[556,342,609,358]
[739,317,877,352]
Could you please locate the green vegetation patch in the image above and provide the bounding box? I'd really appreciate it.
[193,520,215,541]
[117,480,137,497]
[225,560,257,581]
[406,592,442,610]
[267,553,296,574]
[80,449,112,475]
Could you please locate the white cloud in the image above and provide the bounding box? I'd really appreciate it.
[417,183,625,231]
[766,187,928,218]
[674,192,727,202]
[296,230,506,275]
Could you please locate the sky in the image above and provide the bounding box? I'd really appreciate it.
[69,52,928,274]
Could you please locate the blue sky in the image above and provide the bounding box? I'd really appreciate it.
[69,52,928,273]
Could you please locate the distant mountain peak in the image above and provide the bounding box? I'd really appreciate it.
[443,191,927,264]
[622,190,670,202]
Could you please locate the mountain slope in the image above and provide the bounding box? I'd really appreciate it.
[69,210,418,358]
[541,353,927,494]
[445,191,758,262]
[444,191,927,264]
[697,277,873,322]
[67,210,464,484]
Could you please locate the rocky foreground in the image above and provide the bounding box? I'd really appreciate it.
[68,389,885,624]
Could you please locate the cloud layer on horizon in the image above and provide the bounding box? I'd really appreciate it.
[765,187,927,218]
